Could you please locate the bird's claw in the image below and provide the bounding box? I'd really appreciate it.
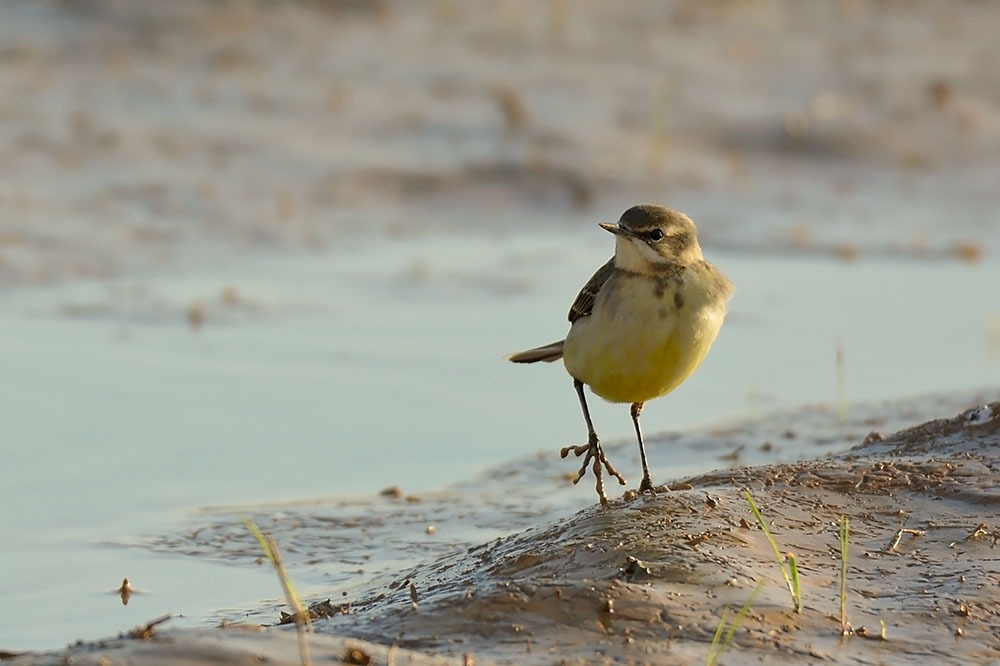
[560,436,626,504]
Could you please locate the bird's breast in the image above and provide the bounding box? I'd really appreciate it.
[562,265,730,404]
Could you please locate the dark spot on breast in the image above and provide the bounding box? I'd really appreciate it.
[674,291,684,309]
[658,306,668,320]
[653,281,665,298]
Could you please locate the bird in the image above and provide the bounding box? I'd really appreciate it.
[506,204,733,504]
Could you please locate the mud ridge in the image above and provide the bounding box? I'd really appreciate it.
[10,402,999,665]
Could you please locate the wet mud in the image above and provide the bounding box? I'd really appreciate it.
[9,399,1000,665]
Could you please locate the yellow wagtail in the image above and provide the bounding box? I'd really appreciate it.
[507,204,733,504]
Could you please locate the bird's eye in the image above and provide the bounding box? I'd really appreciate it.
[649,229,664,241]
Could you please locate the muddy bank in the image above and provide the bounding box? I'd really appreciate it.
[8,400,1000,665]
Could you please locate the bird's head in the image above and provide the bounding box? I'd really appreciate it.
[599,204,703,273]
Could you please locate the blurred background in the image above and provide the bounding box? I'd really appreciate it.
[2,0,998,651]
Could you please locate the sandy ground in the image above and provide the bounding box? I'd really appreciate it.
[7,399,1000,665]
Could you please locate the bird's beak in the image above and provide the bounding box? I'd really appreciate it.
[599,222,630,237]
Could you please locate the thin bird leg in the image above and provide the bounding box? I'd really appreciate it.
[561,379,626,504]
[631,402,655,492]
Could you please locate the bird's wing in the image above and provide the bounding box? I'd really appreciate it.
[568,258,615,323]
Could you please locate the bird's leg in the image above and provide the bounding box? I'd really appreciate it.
[561,378,626,504]
[631,402,655,493]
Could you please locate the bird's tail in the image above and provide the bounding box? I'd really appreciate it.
[505,340,564,363]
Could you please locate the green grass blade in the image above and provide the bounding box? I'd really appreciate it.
[745,491,800,612]
[706,607,730,666]
[787,552,801,612]
[242,519,310,629]
[706,583,763,666]
[721,583,763,648]
[244,518,275,564]
[242,518,313,666]
[839,515,850,634]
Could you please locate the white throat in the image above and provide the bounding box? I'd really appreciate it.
[613,236,666,274]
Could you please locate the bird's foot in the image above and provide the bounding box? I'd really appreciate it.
[622,479,671,502]
[560,435,626,505]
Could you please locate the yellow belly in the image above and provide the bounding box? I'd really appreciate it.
[562,268,728,404]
